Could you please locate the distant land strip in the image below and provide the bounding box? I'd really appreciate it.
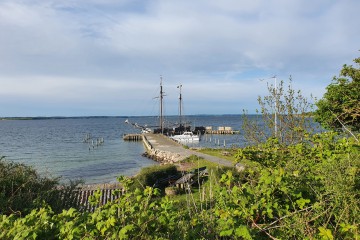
[0,116,130,120]
[0,114,242,120]
[0,113,313,121]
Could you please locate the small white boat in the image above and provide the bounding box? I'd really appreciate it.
[141,128,152,134]
[170,132,200,142]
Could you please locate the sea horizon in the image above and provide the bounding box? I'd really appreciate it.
[1,113,250,120]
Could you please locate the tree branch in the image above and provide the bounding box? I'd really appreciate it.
[329,109,359,142]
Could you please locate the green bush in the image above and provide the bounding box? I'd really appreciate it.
[0,158,59,215]
[132,164,178,190]
[0,157,80,215]
[230,132,360,239]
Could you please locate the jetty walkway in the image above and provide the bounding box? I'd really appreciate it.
[62,134,239,212]
[143,133,233,167]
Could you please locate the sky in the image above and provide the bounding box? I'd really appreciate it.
[0,0,359,117]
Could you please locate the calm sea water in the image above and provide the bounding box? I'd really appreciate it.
[0,115,246,184]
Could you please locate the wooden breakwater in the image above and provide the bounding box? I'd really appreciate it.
[60,184,124,212]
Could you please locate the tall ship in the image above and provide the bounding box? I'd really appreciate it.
[125,76,203,142]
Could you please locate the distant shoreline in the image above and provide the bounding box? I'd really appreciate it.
[0,113,314,121]
[0,116,123,121]
[0,114,247,121]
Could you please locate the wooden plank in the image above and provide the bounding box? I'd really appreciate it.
[61,186,124,212]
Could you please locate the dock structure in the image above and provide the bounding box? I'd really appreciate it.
[59,133,244,211]
[205,126,240,134]
[123,134,143,141]
[142,133,234,167]
[206,130,240,134]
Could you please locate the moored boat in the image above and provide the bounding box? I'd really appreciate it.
[170,131,200,142]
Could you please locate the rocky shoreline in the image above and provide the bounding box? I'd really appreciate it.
[142,149,183,164]
[141,133,192,164]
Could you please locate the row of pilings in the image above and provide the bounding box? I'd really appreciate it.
[123,134,143,141]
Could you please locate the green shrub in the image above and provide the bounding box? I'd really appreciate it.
[132,164,178,190]
[0,158,59,215]
[0,157,80,215]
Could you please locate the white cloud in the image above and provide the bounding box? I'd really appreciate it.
[0,0,359,116]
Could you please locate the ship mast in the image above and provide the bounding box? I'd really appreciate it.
[159,76,165,134]
[177,84,182,131]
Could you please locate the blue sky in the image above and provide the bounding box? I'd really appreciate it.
[0,0,359,117]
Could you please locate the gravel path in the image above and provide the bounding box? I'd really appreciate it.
[144,134,234,167]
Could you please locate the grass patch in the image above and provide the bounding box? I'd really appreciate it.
[130,155,241,207]
[197,148,261,169]
[180,155,221,169]
[131,164,179,191]
[197,148,237,161]
[168,155,239,204]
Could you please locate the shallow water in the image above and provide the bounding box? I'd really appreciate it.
[0,115,245,184]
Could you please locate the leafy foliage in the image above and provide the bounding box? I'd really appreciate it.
[243,76,316,146]
[130,164,178,190]
[233,132,359,239]
[0,158,81,216]
[1,133,359,239]
[315,56,360,132]
[0,158,59,215]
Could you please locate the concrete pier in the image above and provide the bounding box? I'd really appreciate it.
[142,133,234,167]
